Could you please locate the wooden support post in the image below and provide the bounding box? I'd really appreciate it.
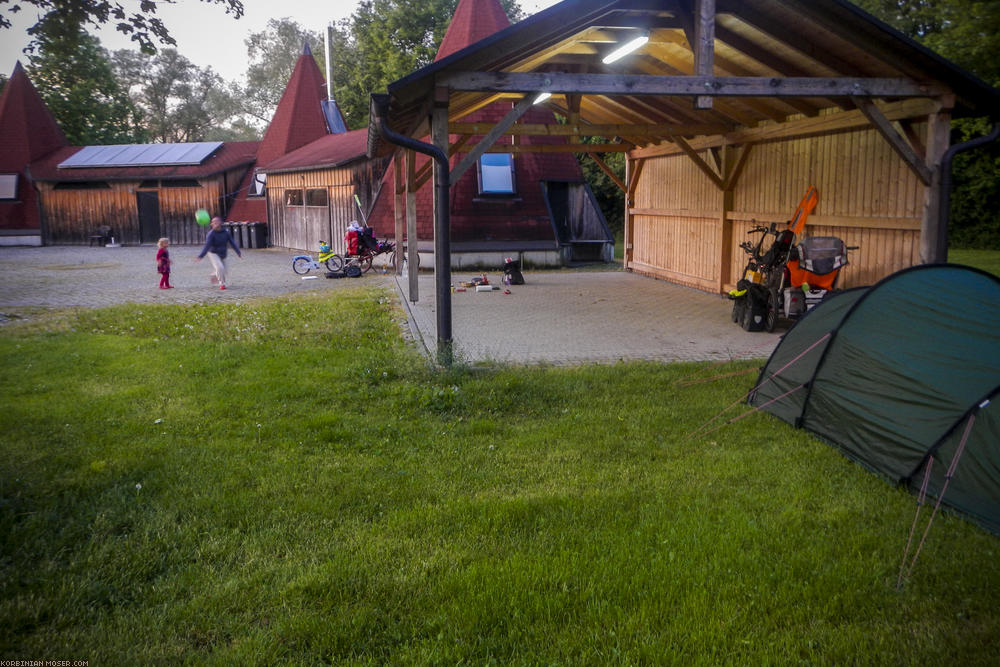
[406,149,418,301]
[693,0,716,109]
[393,150,404,277]
[718,146,736,293]
[566,93,582,145]
[431,87,453,363]
[624,157,645,267]
[921,101,952,264]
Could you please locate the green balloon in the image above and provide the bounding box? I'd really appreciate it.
[195,209,210,226]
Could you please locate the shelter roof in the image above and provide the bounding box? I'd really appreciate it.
[369,0,1000,159]
[0,61,68,169]
[28,142,259,182]
[260,129,369,174]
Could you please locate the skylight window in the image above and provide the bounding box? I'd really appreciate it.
[0,174,18,200]
[478,153,515,195]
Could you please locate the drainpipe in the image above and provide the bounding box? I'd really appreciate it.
[371,94,453,364]
[936,123,1000,262]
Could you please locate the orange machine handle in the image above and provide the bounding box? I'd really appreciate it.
[788,186,818,236]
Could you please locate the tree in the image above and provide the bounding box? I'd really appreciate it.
[851,0,1000,249]
[2,0,244,54]
[26,18,145,145]
[112,48,243,143]
[328,0,523,128]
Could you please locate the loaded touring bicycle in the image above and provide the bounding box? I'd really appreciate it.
[730,187,853,332]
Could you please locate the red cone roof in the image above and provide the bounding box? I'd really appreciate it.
[436,0,512,61]
[255,44,330,169]
[0,62,68,170]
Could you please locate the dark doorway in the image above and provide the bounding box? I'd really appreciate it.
[541,181,614,262]
[544,181,571,244]
[136,191,160,244]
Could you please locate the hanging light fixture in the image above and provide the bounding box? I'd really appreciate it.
[533,91,552,104]
[602,31,649,64]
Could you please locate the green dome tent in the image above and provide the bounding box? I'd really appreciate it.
[748,264,1000,534]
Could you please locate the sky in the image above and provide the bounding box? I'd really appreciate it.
[1,0,563,83]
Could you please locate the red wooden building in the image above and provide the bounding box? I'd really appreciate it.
[365,0,614,267]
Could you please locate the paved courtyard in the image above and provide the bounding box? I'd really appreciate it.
[401,269,781,364]
[0,245,781,364]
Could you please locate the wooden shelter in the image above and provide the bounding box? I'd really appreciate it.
[367,0,1000,357]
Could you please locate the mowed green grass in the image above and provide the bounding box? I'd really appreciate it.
[950,247,1000,276]
[1,287,997,664]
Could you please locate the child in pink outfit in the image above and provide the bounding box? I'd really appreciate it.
[156,238,173,289]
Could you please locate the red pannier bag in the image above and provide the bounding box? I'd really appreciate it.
[344,229,358,255]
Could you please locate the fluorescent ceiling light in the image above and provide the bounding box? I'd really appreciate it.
[602,32,649,64]
[533,91,552,104]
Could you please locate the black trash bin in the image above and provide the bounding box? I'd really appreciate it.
[221,223,239,249]
[234,222,249,249]
[248,222,268,248]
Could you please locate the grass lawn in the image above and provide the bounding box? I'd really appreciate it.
[1,288,997,664]
[949,248,1000,276]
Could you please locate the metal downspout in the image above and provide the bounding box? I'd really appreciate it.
[371,94,453,364]
[937,123,1000,261]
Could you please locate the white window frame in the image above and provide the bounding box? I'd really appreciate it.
[477,153,516,195]
[0,174,18,200]
[249,170,266,197]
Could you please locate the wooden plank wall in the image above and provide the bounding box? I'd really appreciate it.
[38,168,246,246]
[39,183,135,245]
[265,160,388,252]
[630,149,721,290]
[630,124,924,292]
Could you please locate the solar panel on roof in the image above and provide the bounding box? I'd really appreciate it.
[58,142,223,168]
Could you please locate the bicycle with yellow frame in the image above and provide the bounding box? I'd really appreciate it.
[291,241,340,274]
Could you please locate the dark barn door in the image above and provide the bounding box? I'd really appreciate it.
[136,191,161,244]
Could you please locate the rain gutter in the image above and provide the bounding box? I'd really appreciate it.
[370,93,453,364]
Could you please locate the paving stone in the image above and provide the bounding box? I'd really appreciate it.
[0,247,782,365]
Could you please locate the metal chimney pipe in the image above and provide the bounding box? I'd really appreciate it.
[324,23,333,100]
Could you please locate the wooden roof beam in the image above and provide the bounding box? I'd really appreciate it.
[440,71,947,98]
[630,97,945,158]
[447,122,728,137]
